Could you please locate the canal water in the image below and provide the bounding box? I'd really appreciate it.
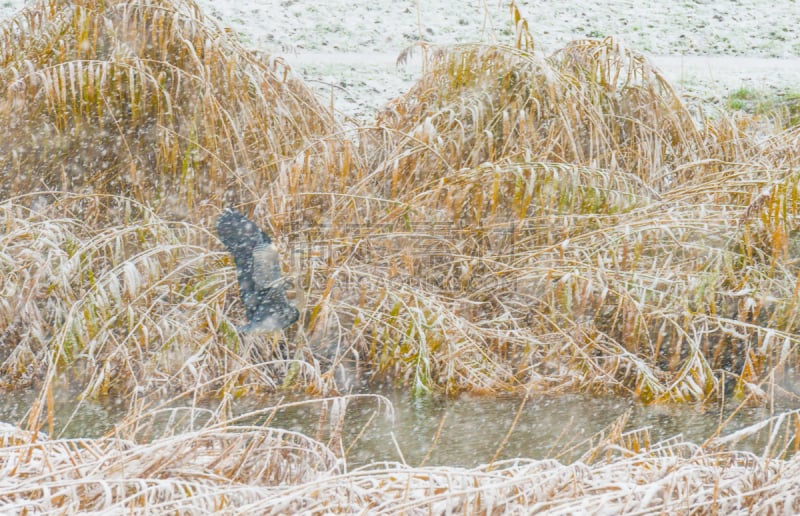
[0,381,785,468]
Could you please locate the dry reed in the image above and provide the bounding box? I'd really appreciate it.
[1,0,799,405]
[0,406,799,513]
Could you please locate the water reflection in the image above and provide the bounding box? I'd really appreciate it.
[243,389,778,467]
[0,383,784,468]
[0,384,127,438]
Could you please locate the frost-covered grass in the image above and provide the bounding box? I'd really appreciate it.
[0,193,328,400]
[726,87,800,127]
[1,409,800,513]
[2,0,800,403]
[0,0,334,216]
[2,0,800,512]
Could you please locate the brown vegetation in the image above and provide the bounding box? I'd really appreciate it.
[1,407,800,513]
[1,0,800,511]
[2,0,800,404]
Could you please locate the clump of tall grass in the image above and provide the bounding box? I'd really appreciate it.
[0,0,334,216]
[315,12,800,401]
[383,38,702,189]
[0,193,323,402]
[0,0,340,403]
[2,0,800,406]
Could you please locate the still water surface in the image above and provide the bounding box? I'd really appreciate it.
[0,383,781,468]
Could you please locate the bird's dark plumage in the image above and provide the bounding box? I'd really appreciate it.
[216,208,299,334]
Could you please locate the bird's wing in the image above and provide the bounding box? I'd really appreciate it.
[216,208,272,255]
[252,242,285,290]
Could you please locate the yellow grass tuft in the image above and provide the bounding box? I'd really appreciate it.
[0,0,335,217]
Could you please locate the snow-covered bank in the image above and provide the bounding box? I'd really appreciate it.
[203,0,800,58]
[201,0,800,119]
[282,50,800,118]
[2,0,798,118]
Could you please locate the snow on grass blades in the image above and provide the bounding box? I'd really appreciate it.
[0,194,321,399]
[1,408,800,512]
[0,0,335,215]
[1,0,800,406]
[2,0,800,512]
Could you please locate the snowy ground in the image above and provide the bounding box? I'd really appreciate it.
[2,0,800,119]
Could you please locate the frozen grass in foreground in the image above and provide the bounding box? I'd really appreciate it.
[1,406,799,513]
